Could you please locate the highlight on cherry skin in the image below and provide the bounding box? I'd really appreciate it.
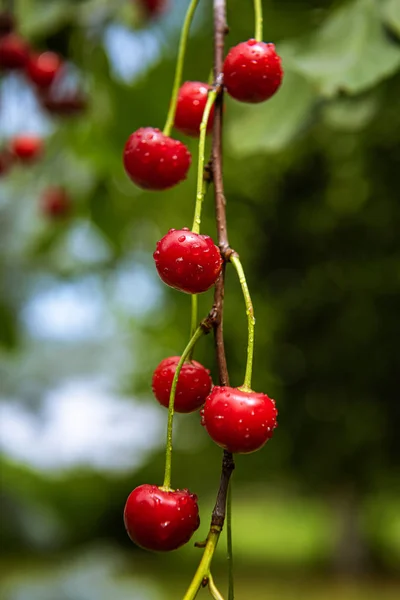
[10,135,43,162]
[153,228,223,294]
[174,81,215,137]
[124,484,200,552]
[223,39,283,103]
[202,385,278,454]
[123,127,191,191]
[152,356,213,413]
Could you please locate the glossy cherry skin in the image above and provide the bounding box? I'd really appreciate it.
[152,356,212,413]
[10,135,43,162]
[202,386,278,454]
[223,39,283,103]
[174,81,215,137]
[153,228,222,294]
[124,484,200,552]
[123,127,191,191]
[0,34,29,70]
[41,187,70,218]
[26,51,62,88]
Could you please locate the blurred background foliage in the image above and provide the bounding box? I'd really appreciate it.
[0,0,400,598]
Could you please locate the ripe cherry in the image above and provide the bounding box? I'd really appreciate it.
[41,187,70,218]
[154,228,222,294]
[202,386,278,454]
[124,484,200,552]
[0,33,29,70]
[10,135,43,162]
[174,81,215,137]
[26,51,62,88]
[123,127,191,191]
[138,0,168,18]
[40,91,87,116]
[152,356,212,413]
[223,39,283,103]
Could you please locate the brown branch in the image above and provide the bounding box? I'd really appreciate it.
[210,0,234,529]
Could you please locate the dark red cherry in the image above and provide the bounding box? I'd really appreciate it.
[202,385,278,454]
[41,187,70,218]
[153,228,222,294]
[223,39,283,103]
[10,135,43,162]
[0,33,29,70]
[174,81,215,137]
[123,127,191,191]
[40,89,87,116]
[26,51,62,88]
[139,0,168,18]
[152,356,212,413]
[124,484,200,552]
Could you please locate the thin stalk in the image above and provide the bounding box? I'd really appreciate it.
[192,88,218,234]
[163,0,200,136]
[188,294,198,360]
[162,325,205,490]
[209,573,225,600]
[227,481,234,600]
[230,254,255,391]
[254,0,263,42]
[182,530,222,600]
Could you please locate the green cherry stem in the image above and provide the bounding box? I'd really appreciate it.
[163,0,200,137]
[230,254,255,392]
[254,0,263,42]
[227,480,234,600]
[162,324,205,490]
[192,88,218,234]
[182,529,222,600]
[209,573,225,600]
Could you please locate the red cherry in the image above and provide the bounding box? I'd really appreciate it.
[124,484,200,552]
[153,228,222,294]
[10,135,43,162]
[0,33,29,70]
[202,386,278,454]
[138,0,168,18]
[174,81,215,137]
[152,356,212,413]
[26,51,62,88]
[41,187,70,218]
[40,91,87,116]
[123,127,191,191]
[223,39,283,103]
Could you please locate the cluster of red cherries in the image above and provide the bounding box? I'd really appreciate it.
[0,12,79,217]
[123,29,282,553]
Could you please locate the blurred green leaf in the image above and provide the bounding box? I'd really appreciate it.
[285,0,400,97]
[227,69,317,155]
[382,0,400,36]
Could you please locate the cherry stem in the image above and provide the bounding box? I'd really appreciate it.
[188,294,198,359]
[162,324,206,490]
[227,480,234,600]
[254,0,263,42]
[192,88,218,234]
[230,254,255,392]
[209,573,225,600]
[163,0,200,137]
[182,529,221,600]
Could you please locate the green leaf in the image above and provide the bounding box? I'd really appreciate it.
[382,0,400,36]
[226,69,317,156]
[284,0,400,97]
